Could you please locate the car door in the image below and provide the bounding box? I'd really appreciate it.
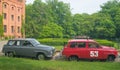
[20,40,35,57]
[86,42,103,59]
[77,42,87,59]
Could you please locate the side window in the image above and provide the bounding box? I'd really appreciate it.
[8,40,20,46]
[77,42,86,48]
[8,40,16,46]
[16,41,20,46]
[88,43,99,48]
[22,41,32,46]
[70,42,76,48]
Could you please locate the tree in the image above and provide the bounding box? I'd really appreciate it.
[40,23,63,38]
[0,15,4,38]
[91,13,116,39]
[100,0,120,38]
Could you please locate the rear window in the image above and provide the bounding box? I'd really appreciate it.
[8,40,20,46]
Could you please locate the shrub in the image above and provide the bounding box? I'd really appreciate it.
[95,39,115,47]
[38,38,68,46]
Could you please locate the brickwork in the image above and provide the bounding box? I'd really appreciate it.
[0,0,25,38]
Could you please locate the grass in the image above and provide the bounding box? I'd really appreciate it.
[0,57,120,70]
[54,46,63,51]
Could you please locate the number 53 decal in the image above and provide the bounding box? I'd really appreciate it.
[90,51,99,57]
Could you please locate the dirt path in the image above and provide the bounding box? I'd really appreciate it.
[0,41,7,56]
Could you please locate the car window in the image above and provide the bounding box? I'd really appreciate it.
[77,42,86,48]
[8,40,20,46]
[88,42,99,48]
[70,42,76,48]
[22,41,32,47]
[8,40,16,46]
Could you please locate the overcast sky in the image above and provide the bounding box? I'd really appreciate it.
[26,0,114,14]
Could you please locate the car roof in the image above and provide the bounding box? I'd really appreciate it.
[68,39,96,42]
[9,38,35,41]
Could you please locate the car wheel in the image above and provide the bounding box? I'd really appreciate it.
[8,52,14,57]
[37,54,45,60]
[107,55,115,61]
[68,56,78,61]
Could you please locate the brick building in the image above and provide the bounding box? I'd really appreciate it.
[0,0,25,38]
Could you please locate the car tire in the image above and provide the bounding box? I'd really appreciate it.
[68,56,78,61]
[107,55,115,61]
[8,52,14,57]
[37,54,45,60]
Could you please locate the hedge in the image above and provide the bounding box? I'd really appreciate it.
[38,38,68,46]
[38,38,115,47]
[95,39,115,47]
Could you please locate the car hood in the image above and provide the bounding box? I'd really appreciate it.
[36,44,55,50]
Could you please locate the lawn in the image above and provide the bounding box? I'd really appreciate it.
[0,57,120,70]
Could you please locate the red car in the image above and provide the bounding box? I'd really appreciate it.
[62,39,118,61]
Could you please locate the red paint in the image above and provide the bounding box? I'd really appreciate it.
[62,39,118,60]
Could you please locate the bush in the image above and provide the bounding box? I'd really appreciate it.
[38,38,68,46]
[95,39,115,47]
[38,38,115,47]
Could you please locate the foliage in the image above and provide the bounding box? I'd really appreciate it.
[40,23,63,38]
[95,39,115,47]
[0,15,4,37]
[0,57,120,70]
[21,16,25,38]
[25,0,120,39]
[38,38,68,46]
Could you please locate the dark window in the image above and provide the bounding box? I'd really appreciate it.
[4,25,7,33]
[22,41,32,47]
[18,8,20,12]
[70,42,76,48]
[3,4,7,8]
[12,7,14,10]
[18,27,20,33]
[3,13,7,19]
[11,26,14,33]
[11,15,14,21]
[88,43,99,48]
[18,16,20,22]
[78,42,86,48]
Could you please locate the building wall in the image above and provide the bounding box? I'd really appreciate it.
[0,0,25,38]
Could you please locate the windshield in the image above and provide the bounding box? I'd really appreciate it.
[30,39,40,45]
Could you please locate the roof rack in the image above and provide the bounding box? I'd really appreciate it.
[74,36,91,39]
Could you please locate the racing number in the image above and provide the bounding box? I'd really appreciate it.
[90,51,98,57]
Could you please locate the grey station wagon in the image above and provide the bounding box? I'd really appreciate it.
[2,38,55,60]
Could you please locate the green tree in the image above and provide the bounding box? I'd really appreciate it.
[100,0,120,38]
[0,15,4,38]
[40,23,63,38]
[91,13,116,39]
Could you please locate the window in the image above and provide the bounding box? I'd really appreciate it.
[17,0,23,2]
[22,41,32,47]
[12,7,14,10]
[11,26,14,33]
[3,4,7,8]
[8,40,20,46]
[3,13,7,19]
[18,16,20,22]
[11,15,14,21]
[78,42,86,48]
[88,43,99,48]
[18,8,20,12]
[18,27,20,33]
[4,25,7,33]
[8,40,16,46]
[70,42,76,48]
